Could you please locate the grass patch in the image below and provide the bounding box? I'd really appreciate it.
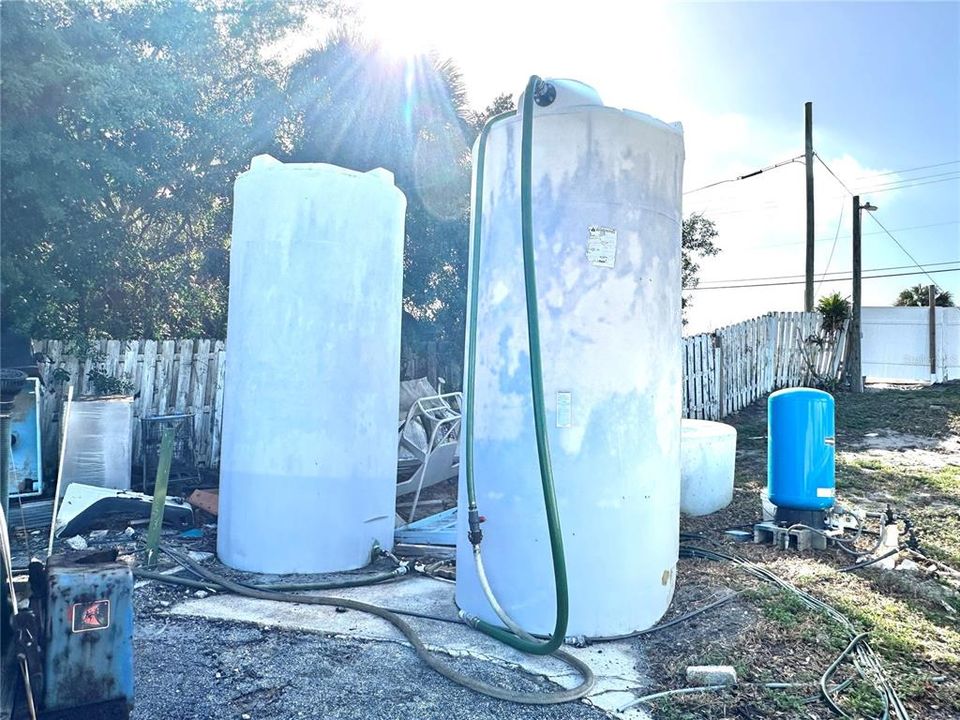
[670,383,960,719]
[836,383,960,438]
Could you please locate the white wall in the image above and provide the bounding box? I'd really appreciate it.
[861,306,960,383]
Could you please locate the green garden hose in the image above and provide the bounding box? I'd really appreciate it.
[156,545,594,705]
[463,75,570,656]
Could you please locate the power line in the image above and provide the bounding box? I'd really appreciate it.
[814,152,855,195]
[863,212,949,291]
[698,259,960,286]
[813,153,952,293]
[691,267,959,291]
[855,169,960,189]
[855,174,960,195]
[816,199,846,294]
[683,155,803,195]
[855,159,960,181]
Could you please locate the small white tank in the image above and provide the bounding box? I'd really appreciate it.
[218,156,406,574]
[680,419,737,517]
[455,80,685,637]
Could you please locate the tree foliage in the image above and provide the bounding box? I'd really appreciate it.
[816,292,851,333]
[2,3,719,348]
[893,284,954,307]
[1,0,323,339]
[282,33,478,344]
[681,212,721,321]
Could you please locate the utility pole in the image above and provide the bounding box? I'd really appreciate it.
[850,194,862,392]
[929,284,937,376]
[804,101,815,312]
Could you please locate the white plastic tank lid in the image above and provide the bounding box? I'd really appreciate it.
[246,154,395,184]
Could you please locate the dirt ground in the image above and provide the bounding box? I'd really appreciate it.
[7,383,958,719]
[665,381,960,720]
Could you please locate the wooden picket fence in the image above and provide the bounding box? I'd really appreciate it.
[32,339,226,472]
[682,311,849,420]
[31,311,845,473]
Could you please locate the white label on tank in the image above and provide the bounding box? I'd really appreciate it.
[816,487,835,498]
[586,226,618,268]
[556,392,572,428]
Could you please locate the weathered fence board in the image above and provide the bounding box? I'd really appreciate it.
[31,311,847,475]
[681,311,848,421]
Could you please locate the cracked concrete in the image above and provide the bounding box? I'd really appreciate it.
[163,575,655,718]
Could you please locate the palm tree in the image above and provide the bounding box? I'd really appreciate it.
[816,292,851,333]
[894,284,955,307]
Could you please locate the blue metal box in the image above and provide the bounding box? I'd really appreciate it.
[9,377,43,497]
[767,388,835,511]
[41,553,134,716]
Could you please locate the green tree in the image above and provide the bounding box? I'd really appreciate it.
[282,35,480,346]
[681,212,721,322]
[1,0,323,339]
[816,292,851,333]
[894,284,954,307]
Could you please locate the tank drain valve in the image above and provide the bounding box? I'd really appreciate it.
[467,508,485,546]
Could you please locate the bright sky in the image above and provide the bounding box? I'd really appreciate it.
[305,1,960,333]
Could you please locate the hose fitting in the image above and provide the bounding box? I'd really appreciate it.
[458,609,481,629]
[467,508,484,546]
[533,79,556,107]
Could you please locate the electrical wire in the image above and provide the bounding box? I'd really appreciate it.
[816,200,846,295]
[855,159,959,180]
[698,259,960,285]
[585,591,740,643]
[691,266,959,291]
[157,545,595,705]
[839,549,899,573]
[684,155,804,195]
[857,174,960,195]
[855,169,960,190]
[864,212,949,292]
[820,633,874,718]
[814,153,950,297]
[618,685,730,712]
[680,545,910,719]
[814,153,856,196]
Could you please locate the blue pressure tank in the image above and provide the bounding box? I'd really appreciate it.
[767,388,835,512]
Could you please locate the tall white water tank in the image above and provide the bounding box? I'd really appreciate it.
[218,156,406,574]
[455,80,684,637]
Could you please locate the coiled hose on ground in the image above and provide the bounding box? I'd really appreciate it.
[155,545,594,705]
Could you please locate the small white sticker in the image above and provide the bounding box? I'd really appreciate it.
[586,226,618,268]
[556,392,572,428]
[816,487,835,498]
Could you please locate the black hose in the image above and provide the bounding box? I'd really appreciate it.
[587,592,740,643]
[156,545,595,705]
[820,632,871,717]
[839,549,899,573]
[680,544,909,720]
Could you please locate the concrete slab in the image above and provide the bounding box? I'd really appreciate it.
[166,576,654,718]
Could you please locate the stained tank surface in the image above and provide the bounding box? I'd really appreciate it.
[455,79,685,637]
[218,156,406,574]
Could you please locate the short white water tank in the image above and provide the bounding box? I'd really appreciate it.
[218,156,406,574]
[455,80,685,637]
[680,419,737,517]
